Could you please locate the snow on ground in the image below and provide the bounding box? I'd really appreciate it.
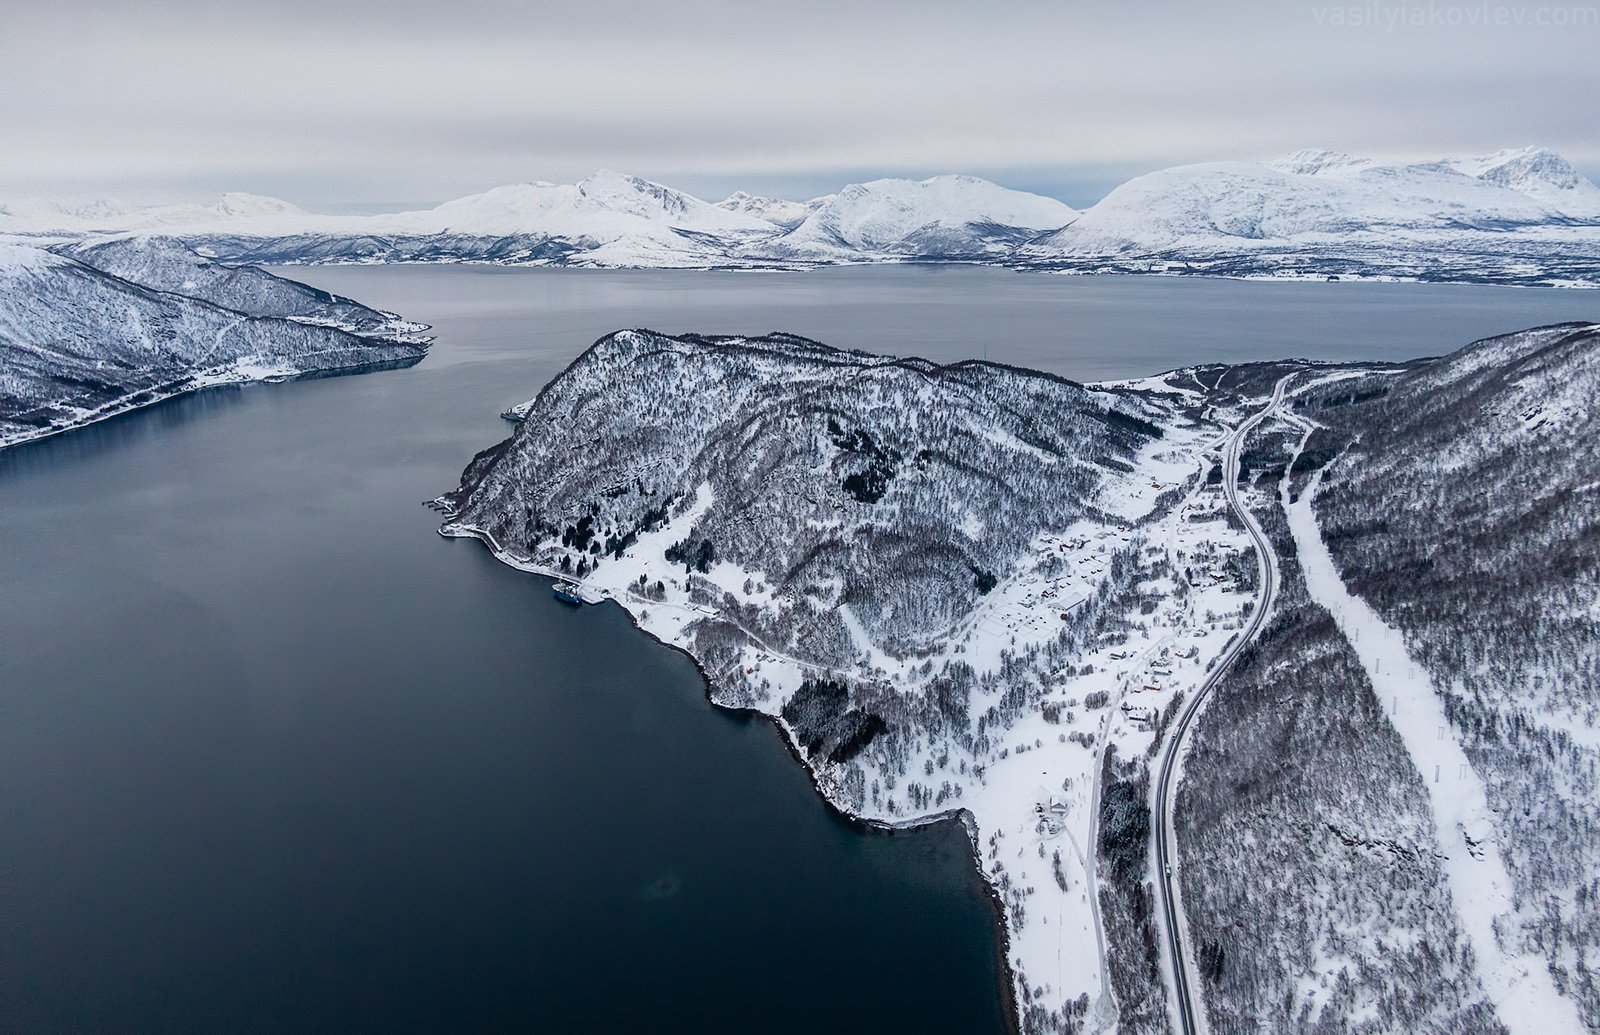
[1097,417,1214,523]
[1287,472,1584,1035]
[442,419,1265,1029]
[1090,371,1201,396]
[0,240,65,273]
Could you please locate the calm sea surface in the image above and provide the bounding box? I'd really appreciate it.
[1,266,1592,1031]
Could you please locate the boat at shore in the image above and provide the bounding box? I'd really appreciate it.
[552,581,586,605]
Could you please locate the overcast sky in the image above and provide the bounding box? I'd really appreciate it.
[4,0,1596,209]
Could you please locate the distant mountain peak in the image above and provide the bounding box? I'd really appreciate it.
[570,170,773,229]
[773,175,1078,259]
[1460,146,1583,189]
[1447,146,1600,218]
[1268,149,1376,176]
[213,192,303,218]
[577,169,689,216]
[715,191,815,229]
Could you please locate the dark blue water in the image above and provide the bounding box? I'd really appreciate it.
[1,266,1592,1032]
[279,264,1600,389]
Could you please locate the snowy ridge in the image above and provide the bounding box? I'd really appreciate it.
[60,236,416,337]
[0,240,427,448]
[763,175,1078,260]
[1446,147,1600,219]
[1038,153,1586,248]
[405,170,775,237]
[0,240,67,273]
[714,191,826,230]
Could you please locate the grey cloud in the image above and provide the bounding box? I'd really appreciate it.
[3,0,1595,205]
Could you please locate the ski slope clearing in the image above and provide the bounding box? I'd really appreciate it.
[1290,474,1582,1035]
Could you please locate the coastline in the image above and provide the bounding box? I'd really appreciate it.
[437,519,1026,1034]
[0,350,427,453]
[254,251,1600,289]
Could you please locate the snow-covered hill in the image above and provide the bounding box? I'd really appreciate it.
[379,170,774,238]
[0,240,426,447]
[1049,155,1559,246]
[1026,149,1600,284]
[437,328,1266,1031]
[1445,147,1600,220]
[758,175,1078,260]
[715,191,827,230]
[1292,323,1600,1032]
[1159,325,1600,1034]
[60,236,414,336]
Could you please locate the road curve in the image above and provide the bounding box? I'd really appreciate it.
[1152,374,1296,1035]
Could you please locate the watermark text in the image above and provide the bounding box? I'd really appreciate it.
[1312,0,1598,29]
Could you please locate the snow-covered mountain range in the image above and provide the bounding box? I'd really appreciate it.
[0,192,303,234]
[1028,147,1600,283]
[437,322,1600,1032]
[0,239,427,448]
[9,146,1596,283]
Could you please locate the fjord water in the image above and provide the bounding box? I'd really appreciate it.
[1,266,1592,1032]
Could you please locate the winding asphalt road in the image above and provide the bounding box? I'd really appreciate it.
[1151,374,1296,1035]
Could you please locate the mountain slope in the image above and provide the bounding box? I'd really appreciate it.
[60,236,414,336]
[1292,323,1600,1030]
[0,241,426,447]
[764,175,1077,260]
[715,191,826,230]
[389,170,775,236]
[1175,407,1503,1034]
[1041,155,1575,248]
[443,329,1166,666]
[1026,150,1600,284]
[1445,147,1600,220]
